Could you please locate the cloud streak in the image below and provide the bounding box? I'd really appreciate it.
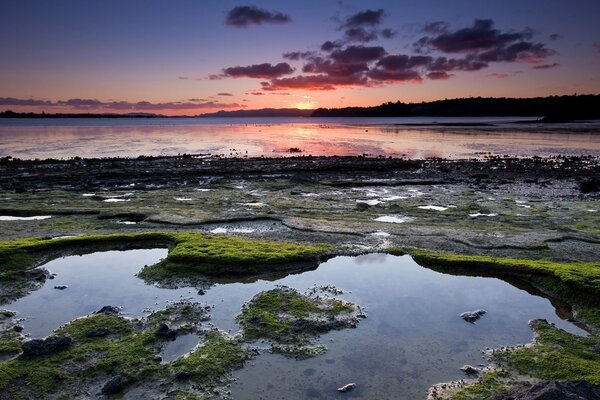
[222,62,295,79]
[0,97,243,112]
[225,6,290,27]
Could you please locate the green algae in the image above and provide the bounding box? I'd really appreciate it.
[0,310,248,399]
[495,320,600,385]
[237,287,357,348]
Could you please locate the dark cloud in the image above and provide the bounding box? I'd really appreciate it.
[415,19,553,68]
[320,41,342,52]
[532,63,559,69]
[330,45,386,63]
[342,9,385,28]
[381,28,395,39]
[549,33,560,40]
[479,41,552,63]
[0,97,243,111]
[423,21,449,34]
[367,69,422,82]
[217,92,234,96]
[223,62,295,79]
[302,57,369,77]
[594,42,600,54]
[283,51,315,60]
[422,19,528,53]
[225,6,290,27]
[0,97,53,106]
[261,74,369,91]
[377,55,433,70]
[428,56,488,72]
[426,71,453,80]
[344,28,378,43]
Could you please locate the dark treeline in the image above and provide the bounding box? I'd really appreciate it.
[311,94,600,120]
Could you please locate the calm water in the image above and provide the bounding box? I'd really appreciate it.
[1,117,599,159]
[5,250,586,399]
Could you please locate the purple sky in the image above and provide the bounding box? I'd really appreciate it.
[1,0,599,114]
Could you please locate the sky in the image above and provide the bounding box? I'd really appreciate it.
[1,0,599,115]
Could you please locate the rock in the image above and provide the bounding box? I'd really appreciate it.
[491,380,600,400]
[155,323,177,340]
[355,202,370,211]
[337,383,356,392]
[95,306,120,315]
[85,327,110,338]
[101,374,130,395]
[20,335,72,358]
[460,365,479,375]
[13,325,24,332]
[460,309,487,324]
[175,371,192,380]
[579,178,599,194]
[53,285,68,290]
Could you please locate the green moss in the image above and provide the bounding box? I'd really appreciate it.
[0,232,332,284]
[494,320,600,385]
[0,338,21,354]
[170,331,250,382]
[448,371,509,400]
[237,287,355,345]
[55,314,131,342]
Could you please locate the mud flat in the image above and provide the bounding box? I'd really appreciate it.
[0,155,598,399]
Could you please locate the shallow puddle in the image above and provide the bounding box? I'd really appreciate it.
[4,250,587,399]
[0,215,52,221]
[159,333,201,363]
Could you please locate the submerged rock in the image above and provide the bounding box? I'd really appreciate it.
[101,374,131,395]
[20,335,72,358]
[491,380,600,400]
[460,365,479,376]
[155,323,177,340]
[460,309,487,324]
[337,383,357,392]
[95,305,121,315]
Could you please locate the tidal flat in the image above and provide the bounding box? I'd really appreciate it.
[0,155,599,399]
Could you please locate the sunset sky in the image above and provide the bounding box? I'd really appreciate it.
[1,0,599,115]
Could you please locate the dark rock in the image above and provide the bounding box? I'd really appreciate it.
[580,178,599,194]
[491,380,600,400]
[460,365,479,376]
[175,371,192,380]
[13,325,24,332]
[95,306,120,315]
[53,285,68,290]
[85,327,110,338]
[101,374,130,395]
[460,309,487,324]
[155,323,177,340]
[20,336,72,359]
[355,202,370,211]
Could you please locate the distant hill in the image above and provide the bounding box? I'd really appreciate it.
[311,94,600,120]
[198,108,313,118]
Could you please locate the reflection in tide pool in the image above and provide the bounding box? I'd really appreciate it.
[5,250,587,400]
[1,117,599,159]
